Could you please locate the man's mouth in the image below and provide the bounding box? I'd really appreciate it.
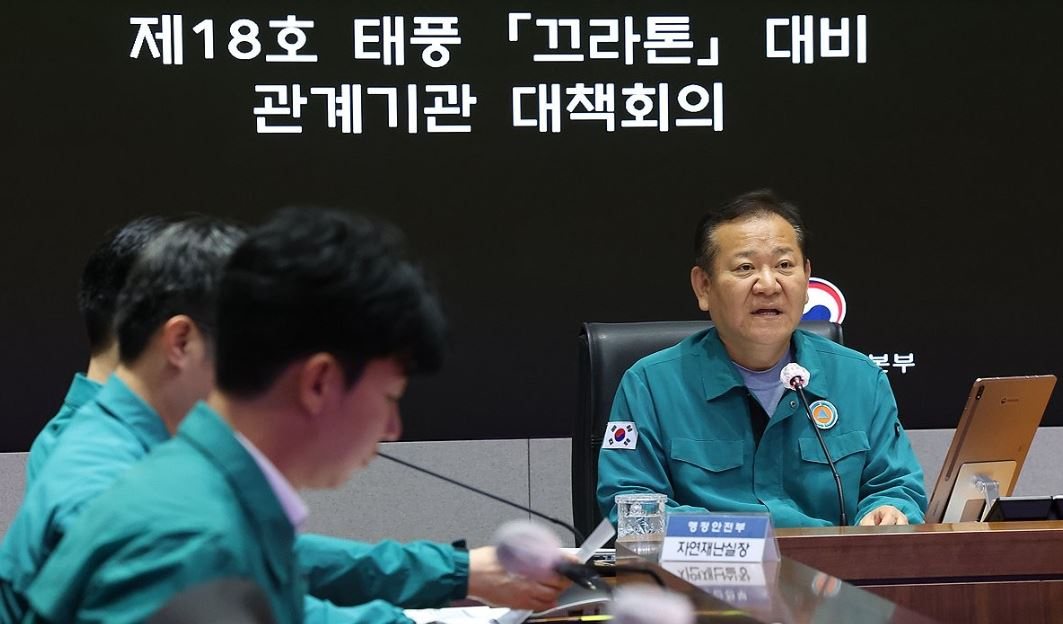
[752,308,782,316]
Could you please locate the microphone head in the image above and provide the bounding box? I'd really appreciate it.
[609,587,694,624]
[780,362,811,390]
[493,520,563,582]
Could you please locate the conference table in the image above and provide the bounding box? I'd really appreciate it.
[596,540,936,623]
[523,520,1063,623]
[776,520,1063,624]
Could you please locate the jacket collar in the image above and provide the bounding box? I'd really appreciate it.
[94,374,170,452]
[63,373,103,412]
[791,329,830,401]
[694,328,746,401]
[177,402,295,585]
[694,327,830,402]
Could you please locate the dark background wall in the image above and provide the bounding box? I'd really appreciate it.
[3,2,1061,451]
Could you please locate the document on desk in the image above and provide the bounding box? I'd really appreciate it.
[403,606,511,624]
[494,518,617,624]
[411,519,617,624]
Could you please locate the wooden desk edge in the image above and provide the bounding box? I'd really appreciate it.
[776,519,1063,538]
[774,520,1063,582]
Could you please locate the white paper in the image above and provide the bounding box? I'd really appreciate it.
[495,518,617,624]
[403,606,511,624]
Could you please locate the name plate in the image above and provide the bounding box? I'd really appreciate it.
[660,513,779,562]
[659,562,776,609]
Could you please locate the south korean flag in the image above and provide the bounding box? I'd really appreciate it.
[603,421,639,450]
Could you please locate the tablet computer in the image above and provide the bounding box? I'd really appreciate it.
[925,375,1056,524]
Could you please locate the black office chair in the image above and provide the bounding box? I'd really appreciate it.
[572,320,844,538]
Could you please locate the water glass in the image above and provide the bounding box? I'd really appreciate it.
[615,492,667,541]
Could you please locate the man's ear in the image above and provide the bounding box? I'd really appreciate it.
[160,315,196,368]
[690,265,713,313]
[804,258,812,303]
[297,353,342,420]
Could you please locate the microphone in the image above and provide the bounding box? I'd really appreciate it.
[376,451,586,543]
[780,363,810,391]
[609,586,694,624]
[493,520,608,592]
[780,364,848,526]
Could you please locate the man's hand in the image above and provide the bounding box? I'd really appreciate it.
[858,505,910,526]
[466,546,570,611]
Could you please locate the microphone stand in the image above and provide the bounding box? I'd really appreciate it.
[378,451,588,543]
[790,383,848,526]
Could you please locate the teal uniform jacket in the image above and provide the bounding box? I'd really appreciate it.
[24,373,103,490]
[1,375,468,624]
[597,328,928,528]
[0,376,170,621]
[23,403,306,624]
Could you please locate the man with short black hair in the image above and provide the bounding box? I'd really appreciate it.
[24,216,171,485]
[23,208,566,624]
[597,189,927,528]
[0,217,245,622]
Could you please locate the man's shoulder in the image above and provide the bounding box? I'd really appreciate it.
[797,330,881,375]
[33,401,79,443]
[56,398,134,440]
[47,440,249,575]
[58,502,238,561]
[25,408,77,481]
[627,328,711,377]
[28,517,248,624]
[106,437,233,510]
[29,407,146,508]
[41,410,145,481]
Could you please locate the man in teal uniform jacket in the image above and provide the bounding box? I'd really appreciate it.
[24,216,170,486]
[598,190,927,528]
[5,215,563,624]
[0,217,245,622]
[23,208,566,623]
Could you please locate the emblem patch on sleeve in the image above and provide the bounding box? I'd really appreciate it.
[603,421,639,450]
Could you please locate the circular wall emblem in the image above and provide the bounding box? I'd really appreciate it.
[802,277,847,324]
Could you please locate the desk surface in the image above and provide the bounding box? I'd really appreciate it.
[777,519,1063,538]
[613,541,935,624]
[776,520,1063,582]
[773,521,1063,623]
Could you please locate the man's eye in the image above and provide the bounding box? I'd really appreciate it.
[778,261,793,269]
[735,264,754,273]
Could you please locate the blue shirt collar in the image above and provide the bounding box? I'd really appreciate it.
[693,327,830,402]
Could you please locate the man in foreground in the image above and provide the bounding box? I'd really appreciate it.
[24,208,564,623]
[597,190,927,527]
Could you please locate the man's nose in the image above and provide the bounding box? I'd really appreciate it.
[752,268,782,294]
[383,413,402,442]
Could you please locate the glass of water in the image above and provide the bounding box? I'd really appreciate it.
[615,492,667,541]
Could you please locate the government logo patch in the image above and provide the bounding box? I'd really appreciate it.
[603,421,639,450]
